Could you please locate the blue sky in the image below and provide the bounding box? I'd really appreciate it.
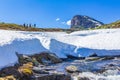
[0,0,120,28]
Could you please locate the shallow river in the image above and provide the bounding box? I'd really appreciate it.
[45,58,120,80]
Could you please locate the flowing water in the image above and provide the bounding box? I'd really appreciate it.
[44,58,120,80]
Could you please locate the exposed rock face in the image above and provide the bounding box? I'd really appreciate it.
[71,15,104,29]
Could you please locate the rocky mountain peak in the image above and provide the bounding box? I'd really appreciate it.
[71,15,104,29]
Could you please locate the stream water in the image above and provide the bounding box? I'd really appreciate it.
[44,58,120,80]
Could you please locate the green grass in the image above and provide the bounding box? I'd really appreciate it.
[95,20,120,29]
[0,20,120,32]
[0,22,74,32]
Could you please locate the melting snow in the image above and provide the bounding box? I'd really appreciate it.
[0,29,120,68]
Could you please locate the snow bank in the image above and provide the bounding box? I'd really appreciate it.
[0,29,120,68]
[0,38,47,68]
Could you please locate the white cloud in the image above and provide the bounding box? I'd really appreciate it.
[66,20,71,26]
[56,18,60,21]
[61,20,71,26]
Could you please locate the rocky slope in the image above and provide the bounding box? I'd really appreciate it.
[71,15,104,29]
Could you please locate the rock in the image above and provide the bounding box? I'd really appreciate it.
[67,55,85,60]
[0,66,33,80]
[0,75,16,80]
[65,65,78,73]
[16,52,62,65]
[78,77,90,80]
[17,62,34,80]
[89,53,98,57]
[32,52,62,65]
[71,15,104,29]
[101,56,114,60]
[85,57,100,61]
[22,62,33,69]
[16,52,33,65]
[33,67,49,74]
[108,64,115,67]
[0,66,21,78]
[31,57,40,66]
[34,74,71,80]
[18,62,33,76]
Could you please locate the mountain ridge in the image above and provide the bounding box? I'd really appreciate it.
[71,15,104,29]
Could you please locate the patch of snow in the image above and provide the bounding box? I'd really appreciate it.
[88,18,102,26]
[0,29,120,68]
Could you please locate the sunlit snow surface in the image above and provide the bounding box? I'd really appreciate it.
[0,29,120,68]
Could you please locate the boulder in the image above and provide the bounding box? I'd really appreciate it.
[65,65,78,73]
[0,66,21,78]
[32,52,62,65]
[89,53,98,57]
[16,52,62,65]
[16,52,33,65]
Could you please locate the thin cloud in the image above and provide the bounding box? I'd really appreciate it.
[56,18,60,21]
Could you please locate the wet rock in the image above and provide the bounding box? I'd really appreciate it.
[78,77,90,80]
[65,65,78,73]
[89,53,98,57]
[98,78,106,80]
[67,55,85,60]
[101,56,114,60]
[108,63,115,67]
[85,57,100,61]
[34,73,71,80]
[33,67,49,74]
[33,66,59,74]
